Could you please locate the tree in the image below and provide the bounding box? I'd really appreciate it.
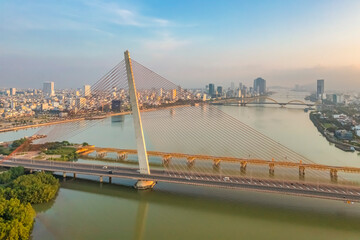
[0,167,25,184]
[0,196,36,240]
[9,172,60,204]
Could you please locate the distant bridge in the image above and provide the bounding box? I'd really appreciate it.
[211,97,319,107]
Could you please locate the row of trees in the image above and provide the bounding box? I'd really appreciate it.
[0,167,25,184]
[0,168,60,239]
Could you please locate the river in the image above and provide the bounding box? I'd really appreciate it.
[1,89,360,239]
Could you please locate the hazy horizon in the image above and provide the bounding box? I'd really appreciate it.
[1,0,360,90]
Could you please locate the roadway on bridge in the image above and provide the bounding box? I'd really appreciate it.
[2,158,360,202]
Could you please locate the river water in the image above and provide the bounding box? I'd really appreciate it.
[1,90,360,239]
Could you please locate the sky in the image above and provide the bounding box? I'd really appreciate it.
[1,0,360,91]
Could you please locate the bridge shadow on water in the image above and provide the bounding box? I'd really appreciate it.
[54,175,360,238]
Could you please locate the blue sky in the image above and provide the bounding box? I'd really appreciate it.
[1,0,360,90]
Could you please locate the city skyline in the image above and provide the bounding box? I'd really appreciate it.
[1,0,360,90]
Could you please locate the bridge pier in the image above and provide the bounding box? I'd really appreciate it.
[117,153,128,160]
[187,157,195,168]
[96,152,107,159]
[299,166,305,180]
[73,173,77,179]
[100,176,103,183]
[269,163,275,176]
[63,172,66,178]
[135,180,156,190]
[330,169,338,182]
[240,161,247,174]
[109,177,112,183]
[29,169,33,174]
[213,159,221,170]
[162,156,172,167]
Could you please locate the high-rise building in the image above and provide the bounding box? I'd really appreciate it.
[43,82,55,96]
[84,85,91,97]
[157,88,163,98]
[253,78,266,95]
[217,86,223,97]
[10,88,16,96]
[209,83,215,97]
[111,100,122,112]
[75,97,86,109]
[317,79,325,100]
[171,89,177,100]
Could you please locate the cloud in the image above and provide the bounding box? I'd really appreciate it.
[85,0,171,28]
[141,33,189,51]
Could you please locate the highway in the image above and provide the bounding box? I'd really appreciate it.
[2,158,360,202]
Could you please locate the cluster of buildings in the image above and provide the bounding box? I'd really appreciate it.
[0,82,198,120]
[0,77,269,120]
[0,82,94,119]
[205,77,267,99]
[315,79,357,105]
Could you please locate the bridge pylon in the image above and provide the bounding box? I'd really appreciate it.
[124,50,155,190]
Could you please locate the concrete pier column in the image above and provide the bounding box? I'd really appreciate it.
[73,173,77,179]
[29,169,33,174]
[162,156,172,167]
[109,177,112,184]
[299,166,305,180]
[269,163,275,176]
[330,169,338,182]
[63,172,66,178]
[187,158,195,168]
[100,176,103,183]
[97,152,107,159]
[240,161,247,174]
[213,159,221,170]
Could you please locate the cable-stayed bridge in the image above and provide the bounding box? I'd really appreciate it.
[2,50,360,202]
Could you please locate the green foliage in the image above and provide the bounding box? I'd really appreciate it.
[0,167,25,184]
[0,138,28,156]
[11,139,27,149]
[0,147,11,156]
[8,172,59,204]
[82,142,89,146]
[0,196,36,240]
[43,141,78,161]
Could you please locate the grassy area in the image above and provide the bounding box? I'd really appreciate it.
[42,141,78,161]
[323,123,336,129]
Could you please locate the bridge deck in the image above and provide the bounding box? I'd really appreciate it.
[2,158,360,202]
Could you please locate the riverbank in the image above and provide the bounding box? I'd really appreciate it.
[0,102,202,134]
[309,112,360,153]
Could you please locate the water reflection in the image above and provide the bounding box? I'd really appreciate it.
[133,200,149,240]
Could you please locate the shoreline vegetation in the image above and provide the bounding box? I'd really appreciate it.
[0,167,59,240]
[309,112,360,153]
